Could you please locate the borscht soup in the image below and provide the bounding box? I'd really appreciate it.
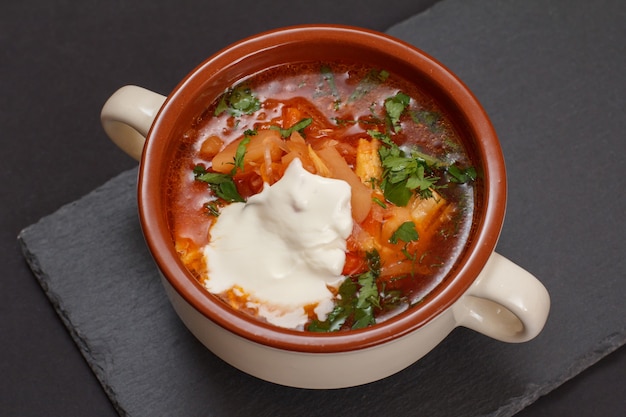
[166,61,478,332]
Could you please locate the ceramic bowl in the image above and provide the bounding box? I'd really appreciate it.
[101,25,550,388]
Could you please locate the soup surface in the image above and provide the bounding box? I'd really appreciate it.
[167,61,478,331]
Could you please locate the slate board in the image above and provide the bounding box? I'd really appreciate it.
[18,0,626,416]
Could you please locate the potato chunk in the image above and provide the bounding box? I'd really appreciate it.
[355,138,382,185]
[316,145,372,223]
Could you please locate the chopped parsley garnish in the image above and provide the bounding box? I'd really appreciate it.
[378,69,390,82]
[390,221,420,261]
[446,164,477,183]
[369,129,443,205]
[331,117,358,127]
[348,69,389,102]
[410,109,442,133]
[307,278,356,332]
[214,84,261,117]
[193,165,244,203]
[389,221,419,244]
[321,66,340,98]
[384,91,411,132]
[308,250,382,332]
[193,130,254,203]
[372,196,387,208]
[379,285,408,310]
[203,201,221,217]
[315,66,341,110]
[231,136,251,175]
[352,270,379,328]
[270,118,312,138]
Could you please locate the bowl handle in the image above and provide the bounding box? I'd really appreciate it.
[453,252,550,343]
[100,85,166,161]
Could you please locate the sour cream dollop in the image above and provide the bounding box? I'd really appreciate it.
[203,158,353,329]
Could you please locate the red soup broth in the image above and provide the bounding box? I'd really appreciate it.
[166,61,479,331]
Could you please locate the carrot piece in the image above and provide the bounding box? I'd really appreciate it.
[283,106,304,128]
[289,130,306,144]
[199,135,224,160]
[315,145,372,223]
[211,137,243,173]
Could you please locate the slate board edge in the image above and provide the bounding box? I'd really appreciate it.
[490,331,625,417]
[16,172,136,417]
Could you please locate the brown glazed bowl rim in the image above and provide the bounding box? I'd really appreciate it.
[138,24,506,354]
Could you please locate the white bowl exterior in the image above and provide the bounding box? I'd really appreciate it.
[161,275,456,389]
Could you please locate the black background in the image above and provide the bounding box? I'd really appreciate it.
[2,1,625,416]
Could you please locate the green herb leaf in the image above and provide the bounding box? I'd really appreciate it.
[332,117,358,127]
[401,246,416,261]
[308,277,356,332]
[351,252,382,329]
[381,178,413,206]
[384,92,410,132]
[356,272,379,308]
[215,178,244,202]
[321,65,340,99]
[193,165,245,203]
[446,164,477,183]
[270,118,312,138]
[352,304,374,329]
[308,250,382,332]
[348,69,389,102]
[409,148,446,167]
[365,250,381,274]
[214,84,261,117]
[410,109,442,133]
[368,129,444,205]
[389,221,419,244]
[405,165,439,196]
[367,129,393,145]
[372,196,387,208]
[231,136,251,175]
[214,95,229,117]
[314,66,341,110]
[380,288,407,309]
[229,84,261,115]
[203,201,221,217]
